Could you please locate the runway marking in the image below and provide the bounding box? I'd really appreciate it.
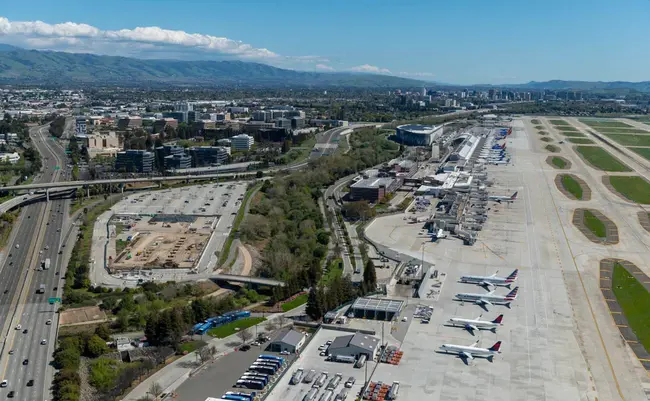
[626,340,639,344]
[616,325,629,328]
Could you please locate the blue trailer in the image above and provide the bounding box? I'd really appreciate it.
[222,395,250,401]
[258,354,285,364]
[255,358,281,368]
[192,311,252,334]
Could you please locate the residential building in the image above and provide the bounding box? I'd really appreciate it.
[189,146,230,167]
[231,134,254,151]
[115,150,155,173]
[0,152,20,164]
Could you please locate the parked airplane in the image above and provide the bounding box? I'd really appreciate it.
[455,287,519,308]
[491,159,511,165]
[460,269,518,288]
[488,191,517,203]
[448,314,504,334]
[439,341,502,361]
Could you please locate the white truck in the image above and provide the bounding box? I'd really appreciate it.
[42,258,51,270]
[38,284,45,294]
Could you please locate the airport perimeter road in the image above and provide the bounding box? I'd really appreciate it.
[0,125,69,399]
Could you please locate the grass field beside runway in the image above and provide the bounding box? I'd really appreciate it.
[602,133,650,147]
[531,119,541,124]
[630,147,650,162]
[561,175,584,199]
[597,128,650,134]
[534,125,544,130]
[549,119,570,125]
[555,126,579,132]
[575,146,632,172]
[583,210,607,238]
[612,263,650,352]
[580,119,633,128]
[608,176,650,204]
[545,144,560,152]
[541,137,553,142]
[560,131,586,137]
[567,138,595,144]
[551,157,568,169]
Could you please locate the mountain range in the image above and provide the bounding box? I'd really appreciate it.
[0,45,426,88]
[1,44,650,91]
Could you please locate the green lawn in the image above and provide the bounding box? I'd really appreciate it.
[612,263,650,352]
[597,128,650,134]
[567,138,595,144]
[549,119,569,125]
[540,137,553,142]
[207,317,266,338]
[534,125,544,130]
[218,183,262,267]
[551,157,568,169]
[575,146,631,172]
[602,133,650,147]
[531,119,541,125]
[579,119,632,128]
[561,175,583,199]
[560,131,586,137]
[281,293,308,312]
[545,144,560,153]
[178,340,206,353]
[583,210,606,238]
[630,147,650,162]
[608,176,650,204]
[555,126,579,132]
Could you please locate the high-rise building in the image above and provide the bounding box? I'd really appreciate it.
[164,154,192,170]
[115,150,155,173]
[231,134,254,151]
[189,146,230,167]
[75,117,87,136]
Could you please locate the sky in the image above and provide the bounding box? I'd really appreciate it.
[1,0,650,85]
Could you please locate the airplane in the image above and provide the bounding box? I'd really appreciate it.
[448,314,504,334]
[439,341,502,362]
[455,287,519,309]
[488,191,517,203]
[460,269,518,288]
[491,159,511,165]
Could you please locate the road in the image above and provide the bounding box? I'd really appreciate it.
[0,125,69,400]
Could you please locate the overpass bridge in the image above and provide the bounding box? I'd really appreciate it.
[209,273,285,287]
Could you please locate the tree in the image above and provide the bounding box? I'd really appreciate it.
[198,345,216,363]
[148,382,163,401]
[86,334,109,357]
[264,320,278,333]
[306,287,324,320]
[363,259,377,293]
[237,328,253,345]
[95,324,112,341]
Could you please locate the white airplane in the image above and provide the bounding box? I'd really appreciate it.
[439,340,502,361]
[460,269,518,288]
[456,287,519,308]
[448,314,504,334]
[488,191,517,203]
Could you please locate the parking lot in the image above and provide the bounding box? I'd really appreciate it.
[112,182,248,217]
[264,328,378,401]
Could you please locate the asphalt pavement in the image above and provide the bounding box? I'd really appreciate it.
[0,125,69,399]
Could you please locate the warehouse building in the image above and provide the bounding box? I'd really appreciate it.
[328,332,380,359]
[349,297,405,321]
[267,329,306,354]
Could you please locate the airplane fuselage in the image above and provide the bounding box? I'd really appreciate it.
[439,344,499,357]
[455,292,514,305]
[460,275,512,286]
[448,318,500,330]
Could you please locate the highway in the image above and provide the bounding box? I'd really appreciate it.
[0,125,69,399]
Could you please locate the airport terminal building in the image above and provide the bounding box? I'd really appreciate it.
[395,124,441,146]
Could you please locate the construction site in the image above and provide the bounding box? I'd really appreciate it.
[108,214,215,271]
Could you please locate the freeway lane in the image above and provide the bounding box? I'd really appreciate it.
[0,125,68,398]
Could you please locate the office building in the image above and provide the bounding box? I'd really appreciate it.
[275,118,292,129]
[267,329,306,354]
[394,124,440,146]
[284,110,306,119]
[349,176,400,202]
[252,110,272,122]
[81,131,121,159]
[291,117,305,130]
[216,138,232,147]
[174,102,193,113]
[228,106,249,114]
[189,146,230,167]
[115,150,155,173]
[75,117,87,136]
[231,134,254,151]
[163,112,186,123]
[187,110,200,123]
[117,116,143,130]
[164,153,192,170]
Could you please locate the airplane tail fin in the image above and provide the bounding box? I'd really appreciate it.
[492,314,504,324]
[505,286,519,300]
[488,341,502,352]
[506,269,519,282]
[511,192,518,200]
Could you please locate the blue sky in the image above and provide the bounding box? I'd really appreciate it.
[1,0,650,84]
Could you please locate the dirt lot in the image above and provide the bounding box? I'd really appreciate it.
[60,306,108,326]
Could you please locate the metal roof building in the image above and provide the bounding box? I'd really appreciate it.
[267,328,306,354]
[349,297,405,321]
[327,332,380,359]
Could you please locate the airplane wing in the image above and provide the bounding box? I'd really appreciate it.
[475,314,483,321]
[460,351,474,360]
[476,298,493,306]
[465,324,478,332]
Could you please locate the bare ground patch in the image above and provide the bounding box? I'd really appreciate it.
[572,208,619,245]
[60,305,108,326]
[638,211,650,233]
[599,258,650,370]
[554,174,592,201]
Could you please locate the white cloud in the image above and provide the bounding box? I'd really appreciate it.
[349,64,391,74]
[0,16,279,60]
[315,64,335,71]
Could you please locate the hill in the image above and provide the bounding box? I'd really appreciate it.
[517,80,650,92]
[0,46,425,88]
